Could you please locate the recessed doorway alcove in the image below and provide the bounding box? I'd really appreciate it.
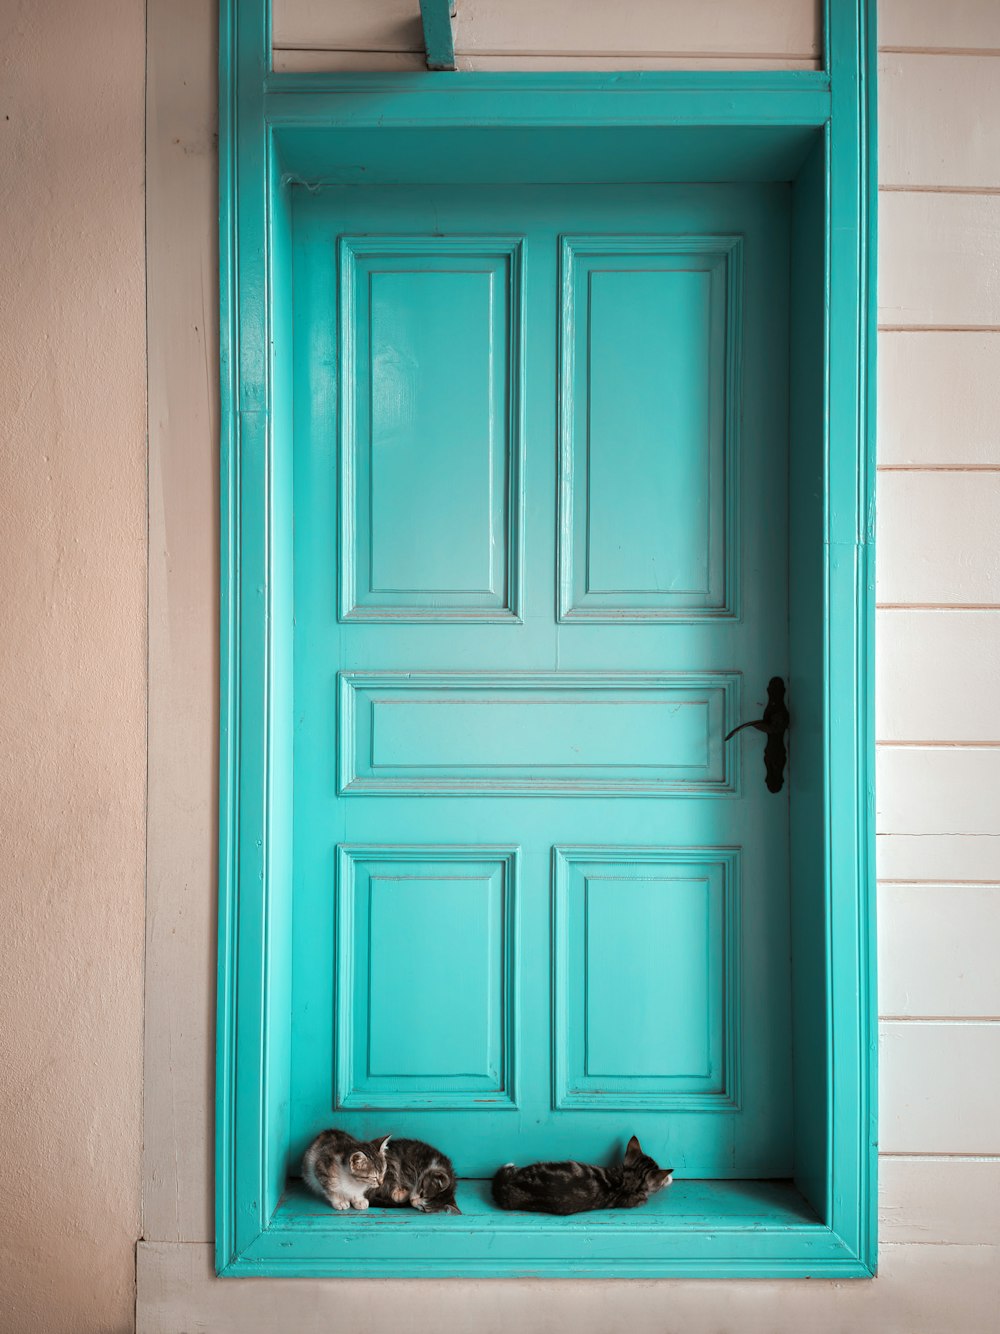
[216,0,876,1279]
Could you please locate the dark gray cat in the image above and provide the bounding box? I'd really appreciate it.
[301,1128,391,1211]
[367,1136,461,1214]
[491,1136,673,1216]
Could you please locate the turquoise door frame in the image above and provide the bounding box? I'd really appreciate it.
[217,0,877,1278]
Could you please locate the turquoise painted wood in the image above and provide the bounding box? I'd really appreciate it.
[290,181,792,1181]
[419,0,457,71]
[216,0,877,1280]
[338,236,522,621]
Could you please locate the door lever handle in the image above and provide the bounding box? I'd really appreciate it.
[725,676,789,794]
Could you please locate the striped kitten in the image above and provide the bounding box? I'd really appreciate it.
[302,1128,391,1211]
[368,1137,461,1214]
[492,1135,672,1216]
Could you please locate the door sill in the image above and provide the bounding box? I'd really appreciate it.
[218,1178,874,1278]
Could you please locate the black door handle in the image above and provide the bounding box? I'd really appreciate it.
[725,676,789,794]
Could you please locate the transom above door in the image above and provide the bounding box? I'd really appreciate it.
[290,182,792,1180]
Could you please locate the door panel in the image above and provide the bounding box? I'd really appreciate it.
[335,845,517,1110]
[339,237,523,621]
[553,847,739,1109]
[291,183,792,1179]
[560,236,738,619]
[339,671,737,794]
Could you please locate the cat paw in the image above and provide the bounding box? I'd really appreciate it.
[329,1197,351,1211]
[352,1197,370,1210]
[390,1186,409,1203]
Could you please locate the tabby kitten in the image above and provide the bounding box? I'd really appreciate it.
[492,1135,673,1216]
[367,1137,461,1214]
[302,1128,391,1211]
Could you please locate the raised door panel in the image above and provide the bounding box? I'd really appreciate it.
[336,846,517,1109]
[559,236,740,621]
[554,848,740,1110]
[339,236,523,621]
[339,671,739,795]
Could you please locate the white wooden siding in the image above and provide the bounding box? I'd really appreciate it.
[879,55,1000,189]
[274,50,823,73]
[140,1,1000,1328]
[879,193,1000,329]
[878,332,1000,467]
[879,1,1000,54]
[881,1023,1000,1154]
[878,834,1000,884]
[879,1157,1000,1244]
[877,472,1000,605]
[877,611,1000,740]
[875,3,1000,1279]
[273,0,822,70]
[877,748,1000,836]
[879,886,1000,1016]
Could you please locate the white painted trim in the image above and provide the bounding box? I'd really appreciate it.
[136,1240,1000,1333]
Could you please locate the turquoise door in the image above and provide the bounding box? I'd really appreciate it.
[291,183,792,1179]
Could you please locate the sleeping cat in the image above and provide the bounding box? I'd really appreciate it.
[491,1135,673,1216]
[367,1136,461,1214]
[301,1128,391,1211]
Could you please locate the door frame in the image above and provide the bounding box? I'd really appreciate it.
[216,0,877,1278]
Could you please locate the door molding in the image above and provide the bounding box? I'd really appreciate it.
[217,0,877,1278]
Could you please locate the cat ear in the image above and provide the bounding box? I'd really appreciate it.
[624,1135,643,1166]
[349,1152,367,1174]
[372,1134,391,1155]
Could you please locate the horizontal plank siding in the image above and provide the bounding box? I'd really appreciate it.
[876,611,1000,741]
[879,1158,1000,1244]
[273,0,821,68]
[877,748,1000,836]
[449,0,820,58]
[879,885,1000,1016]
[879,55,1000,189]
[879,1,1000,54]
[274,50,427,73]
[878,193,1000,329]
[877,835,1000,885]
[880,1022,1000,1154]
[274,51,823,73]
[877,332,1000,467]
[273,0,424,53]
[877,472,1000,606]
[876,0,1000,1271]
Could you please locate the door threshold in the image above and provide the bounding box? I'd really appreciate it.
[219,1178,872,1278]
[284,1175,817,1227]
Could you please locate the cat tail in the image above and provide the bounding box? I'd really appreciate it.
[491,1163,517,1209]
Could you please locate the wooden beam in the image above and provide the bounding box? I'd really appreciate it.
[419,0,457,71]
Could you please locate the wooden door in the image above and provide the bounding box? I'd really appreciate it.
[290,182,792,1179]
